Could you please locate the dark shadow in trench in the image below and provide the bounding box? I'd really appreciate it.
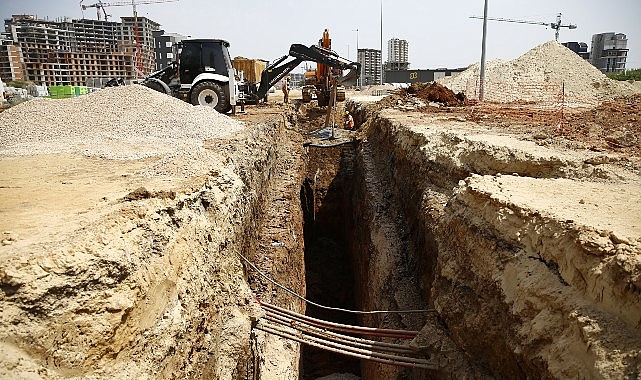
[299,144,361,380]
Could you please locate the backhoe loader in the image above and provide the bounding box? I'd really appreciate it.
[141,31,359,113]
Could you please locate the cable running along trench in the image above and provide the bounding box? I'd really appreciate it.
[236,251,435,315]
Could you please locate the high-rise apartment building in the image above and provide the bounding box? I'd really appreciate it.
[357,48,381,86]
[386,38,409,71]
[0,14,160,86]
[0,42,25,82]
[121,16,161,75]
[562,42,589,60]
[589,32,628,73]
[153,30,187,70]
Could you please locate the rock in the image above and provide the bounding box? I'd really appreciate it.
[605,132,637,148]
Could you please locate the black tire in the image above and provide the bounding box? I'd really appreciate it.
[301,88,312,103]
[222,85,232,113]
[190,81,228,113]
[317,92,329,107]
[144,80,168,94]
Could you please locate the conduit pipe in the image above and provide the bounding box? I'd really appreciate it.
[264,313,417,355]
[255,321,438,370]
[260,301,418,338]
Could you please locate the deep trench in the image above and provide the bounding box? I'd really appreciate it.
[295,128,435,380]
[299,143,361,379]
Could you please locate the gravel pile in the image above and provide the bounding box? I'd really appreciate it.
[0,85,244,160]
[439,41,639,103]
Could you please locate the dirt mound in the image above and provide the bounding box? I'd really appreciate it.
[439,41,639,103]
[406,82,466,106]
[371,82,466,112]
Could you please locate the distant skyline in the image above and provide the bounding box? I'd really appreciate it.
[2,0,640,72]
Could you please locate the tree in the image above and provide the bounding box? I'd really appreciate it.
[606,69,641,82]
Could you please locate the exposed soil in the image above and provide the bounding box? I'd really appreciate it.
[405,82,466,106]
[1,76,640,380]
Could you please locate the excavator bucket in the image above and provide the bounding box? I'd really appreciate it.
[337,68,358,87]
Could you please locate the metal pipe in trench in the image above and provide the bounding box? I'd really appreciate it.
[255,321,437,369]
[261,301,417,338]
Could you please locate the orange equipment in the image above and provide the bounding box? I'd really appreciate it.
[301,29,347,106]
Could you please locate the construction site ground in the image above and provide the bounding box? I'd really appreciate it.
[1,79,640,380]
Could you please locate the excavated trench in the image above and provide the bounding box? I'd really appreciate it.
[2,98,638,378]
[299,143,361,378]
[286,107,437,379]
[249,101,641,379]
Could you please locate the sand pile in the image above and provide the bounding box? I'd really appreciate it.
[0,85,244,159]
[439,41,639,103]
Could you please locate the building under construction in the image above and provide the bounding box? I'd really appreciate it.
[0,14,159,86]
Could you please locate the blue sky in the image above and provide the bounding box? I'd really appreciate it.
[2,0,640,72]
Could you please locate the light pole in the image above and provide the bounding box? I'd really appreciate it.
[380,0,383,84]
[479,0,488,101]
[353,28,359,87]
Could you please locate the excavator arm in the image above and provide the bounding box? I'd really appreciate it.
[251,44,360,101]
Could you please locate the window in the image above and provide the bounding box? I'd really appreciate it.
[166,52,173,59]
[201,42,227,74]
[166,41,172,48]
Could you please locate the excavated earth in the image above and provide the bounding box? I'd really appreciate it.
[1,82,640,380]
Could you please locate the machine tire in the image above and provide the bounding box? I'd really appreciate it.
[144,80,168,94]
[317,92,329,107]
[301,87,312,103]
[222,85,233,113]
[190,81,228,113]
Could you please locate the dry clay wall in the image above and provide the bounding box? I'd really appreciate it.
[0,114,305,379]
[349,102,641,379]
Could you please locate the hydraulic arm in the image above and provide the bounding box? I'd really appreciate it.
[252,44,360,102]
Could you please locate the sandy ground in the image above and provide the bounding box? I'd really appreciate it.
[0,155,165,248]
[1,86,640,378]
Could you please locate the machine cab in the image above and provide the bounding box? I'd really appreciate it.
[179,39,233,84]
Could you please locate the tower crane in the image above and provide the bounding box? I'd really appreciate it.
[79,0,110,21]
[470,13,576,41]
[80,0,176,22]
[79,0,177,75]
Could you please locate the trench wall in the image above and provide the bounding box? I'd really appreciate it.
[0,118,304,379]
[348,102,641,379]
